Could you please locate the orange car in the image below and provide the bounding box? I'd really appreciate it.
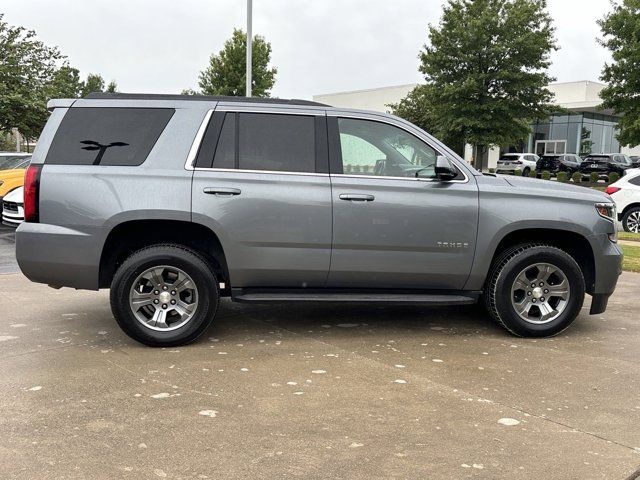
[0,154,31,201]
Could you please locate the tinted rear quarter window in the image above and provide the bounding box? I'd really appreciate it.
[629,175,640,187]
[46,108,174,166]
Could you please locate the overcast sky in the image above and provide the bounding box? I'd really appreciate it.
[3,0,613,99]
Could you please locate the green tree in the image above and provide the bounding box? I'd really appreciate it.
[392,0,557,169]
[390,84,465,156]
[598,0,640,147]
[82,73,106,96]
[49,64,84,98]
[105,80,118,93]
[197,28,277,97]
[0,14,62,140]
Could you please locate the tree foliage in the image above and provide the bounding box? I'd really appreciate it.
[197,29,277,97]
[392,0,557,158]
[599,0,640,147]
[0,14,62,139]
[0,14,117,142]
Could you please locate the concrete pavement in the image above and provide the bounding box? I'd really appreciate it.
[0,225,17,275]
[1,270,639,479]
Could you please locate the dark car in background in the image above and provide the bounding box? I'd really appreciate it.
[536,154,582,175]
[630,156,640,168]
[579,153,632,179]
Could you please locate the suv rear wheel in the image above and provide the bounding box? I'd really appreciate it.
[110,244,219,347]
[622,207,640,233]
[483,244,585,337]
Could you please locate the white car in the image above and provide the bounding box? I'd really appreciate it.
[495,153,539,177]
[2,186,24,228]
[606,168,640,232]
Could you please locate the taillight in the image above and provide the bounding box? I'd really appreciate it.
[605,186,621,195]
[24,165,42,223]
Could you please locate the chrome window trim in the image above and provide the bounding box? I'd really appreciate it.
[185,109,214,171]
[193,167,329,177]
[331,173,468,184]
[186,107,469,184]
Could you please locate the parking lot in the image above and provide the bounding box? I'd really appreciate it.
[0,224,639,479]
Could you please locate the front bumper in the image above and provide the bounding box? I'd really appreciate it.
[587,233,623,314]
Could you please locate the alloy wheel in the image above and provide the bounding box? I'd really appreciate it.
[510,262,570,324]
[626,211,640,233]
[128,265,199,331]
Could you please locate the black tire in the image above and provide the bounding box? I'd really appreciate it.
[110,244,219,347]
[622,206,640,233]
[522,167,530,177]
[483,244,585,337]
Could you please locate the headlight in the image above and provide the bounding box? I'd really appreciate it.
[595,203,616,222]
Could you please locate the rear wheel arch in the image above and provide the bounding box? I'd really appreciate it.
[99,220,230,294]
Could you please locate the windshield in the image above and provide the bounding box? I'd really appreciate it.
[0,155,31,170]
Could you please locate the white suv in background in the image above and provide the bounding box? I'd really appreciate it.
[496,153,539,177]
[606,169,640,232]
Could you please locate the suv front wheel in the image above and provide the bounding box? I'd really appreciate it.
[110,244,219,347]
[483,244,585,337]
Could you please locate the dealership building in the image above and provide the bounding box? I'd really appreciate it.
[313,81,640,170]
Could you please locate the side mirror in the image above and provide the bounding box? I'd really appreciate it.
[435,155,457,181]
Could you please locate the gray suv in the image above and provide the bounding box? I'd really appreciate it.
[15,93,622,346]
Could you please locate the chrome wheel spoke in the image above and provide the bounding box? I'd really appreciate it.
[173,274,194,293]
[537,301,556,321]
[173,300,196,318]
[547,281,569,300]
[131,290,153,307]
[539,264,555,282]
[513,275,530,291]
[627,212,640,233]
[151,308,168,328]
[516,300,533,317]
[148,267,165,288]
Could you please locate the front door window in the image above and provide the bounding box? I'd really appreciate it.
[337,118,440,179]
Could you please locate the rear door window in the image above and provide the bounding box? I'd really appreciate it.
[238,113,315,173]
[207,113,317,173]
[46,108,174,166]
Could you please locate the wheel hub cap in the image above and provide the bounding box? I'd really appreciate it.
[532,287,543,300]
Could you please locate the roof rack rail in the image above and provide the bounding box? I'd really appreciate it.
[84,92,329,107]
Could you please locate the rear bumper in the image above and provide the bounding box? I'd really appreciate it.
[15,222,101,290]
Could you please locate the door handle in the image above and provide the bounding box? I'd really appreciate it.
[339,193,375,202]
[203,187,241,196]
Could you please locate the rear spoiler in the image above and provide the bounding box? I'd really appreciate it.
[47,99,76,111]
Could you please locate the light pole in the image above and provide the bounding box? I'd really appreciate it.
[246,0,253,97]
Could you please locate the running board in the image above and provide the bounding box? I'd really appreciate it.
[232,289,479,305]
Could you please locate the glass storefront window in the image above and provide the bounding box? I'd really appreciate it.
[526,113,621,157]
